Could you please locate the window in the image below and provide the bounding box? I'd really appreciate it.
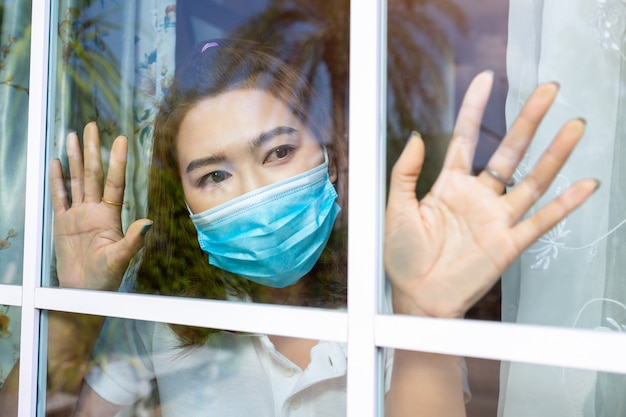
[1,0,626,416]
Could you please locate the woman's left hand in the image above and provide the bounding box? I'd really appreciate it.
[384,71,598,318]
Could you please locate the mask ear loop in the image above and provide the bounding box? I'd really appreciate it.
[322,145,337,179]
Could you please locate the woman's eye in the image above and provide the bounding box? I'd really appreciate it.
[264,145,294,163]
[199,170,231,186]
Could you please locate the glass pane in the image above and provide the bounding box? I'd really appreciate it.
[465,356,499,417]
[384,0,626,409]
[385,0,509,321]
[385,0,626,320]
[386,0,509,195]
[383,1,626,413]
[0,305,20,415]
[499,299,626,417]
[502,0,626,330]
[44,312,347,416]
[0,0,31,409]
[0,305,20,385]
[502,360,626,416]
[0,0,31,285]
[383,351,626,417]
[47,0,350,307]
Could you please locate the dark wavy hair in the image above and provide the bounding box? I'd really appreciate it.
[134,39,348,345]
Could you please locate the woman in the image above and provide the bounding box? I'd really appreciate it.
[0,39,596,416]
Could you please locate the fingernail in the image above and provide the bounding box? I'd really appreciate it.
[550,81,560,89]
[406,130,422,146]
[140,221,154,237]
[593,179,601,191]
[576,117,587,125]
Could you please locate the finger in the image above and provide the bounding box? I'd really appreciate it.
[479,82,560,192]
[50,159,69,213]
[66,131,84,205]
[101,135,128,208]
[511,179,598,250]
[109,219,153,270]
[504,118,586,221]
[83,122,105,203]
[387,132,424,210]
[443,71,494,174]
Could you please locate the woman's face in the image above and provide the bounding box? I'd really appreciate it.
[177,88,333,214]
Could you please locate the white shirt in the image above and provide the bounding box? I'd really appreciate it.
[85,318,378,416]
[85,302,469,416]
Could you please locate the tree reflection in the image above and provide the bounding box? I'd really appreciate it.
[231,0,466,198]
[57,2,124,142]
[232,0,350,193]
[387,0,466,197]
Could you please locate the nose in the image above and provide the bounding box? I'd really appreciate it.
[238,169,273,196]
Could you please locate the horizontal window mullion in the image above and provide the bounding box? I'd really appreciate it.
[0,284,22,306]
[375,314,626,373]
[34,287,348,341]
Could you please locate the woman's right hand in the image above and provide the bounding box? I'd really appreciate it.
[50,122,152,291]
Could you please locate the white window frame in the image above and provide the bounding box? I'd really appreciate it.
[2,0,626,416]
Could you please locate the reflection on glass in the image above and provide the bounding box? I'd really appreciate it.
[46,313,348,416]
[501,0,626,413]
[386,0,509,321]
[47,2,350,413]
[0,305,20,388]
[45,311,107,415]
[501,358,626,416]
[464,356,499,417]
[0,0,31,285]
[502,0,626,329]
[49,0,350,309]
[386,0,509,197]
[383,352,626,417]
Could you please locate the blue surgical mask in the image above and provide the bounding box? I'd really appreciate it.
[189,151,341,288]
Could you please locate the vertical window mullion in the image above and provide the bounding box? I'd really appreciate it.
[347,1,386,416]
[18,0,51,416]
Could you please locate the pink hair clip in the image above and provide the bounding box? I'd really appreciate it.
[201,42,219,53]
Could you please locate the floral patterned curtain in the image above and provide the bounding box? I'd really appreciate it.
[0,0,176,388]
[0,1,30,284]
[52,0,176,234]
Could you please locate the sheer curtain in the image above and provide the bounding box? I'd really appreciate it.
[500,0,626,415]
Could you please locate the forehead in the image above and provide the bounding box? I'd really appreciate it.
[182,88,296,130]
[175,88,305,155]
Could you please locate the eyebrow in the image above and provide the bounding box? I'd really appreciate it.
[251,126,298,148]
[185,126,299,174]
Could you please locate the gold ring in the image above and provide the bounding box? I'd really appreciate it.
[484,167,515,187]
[101,197,124,207]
